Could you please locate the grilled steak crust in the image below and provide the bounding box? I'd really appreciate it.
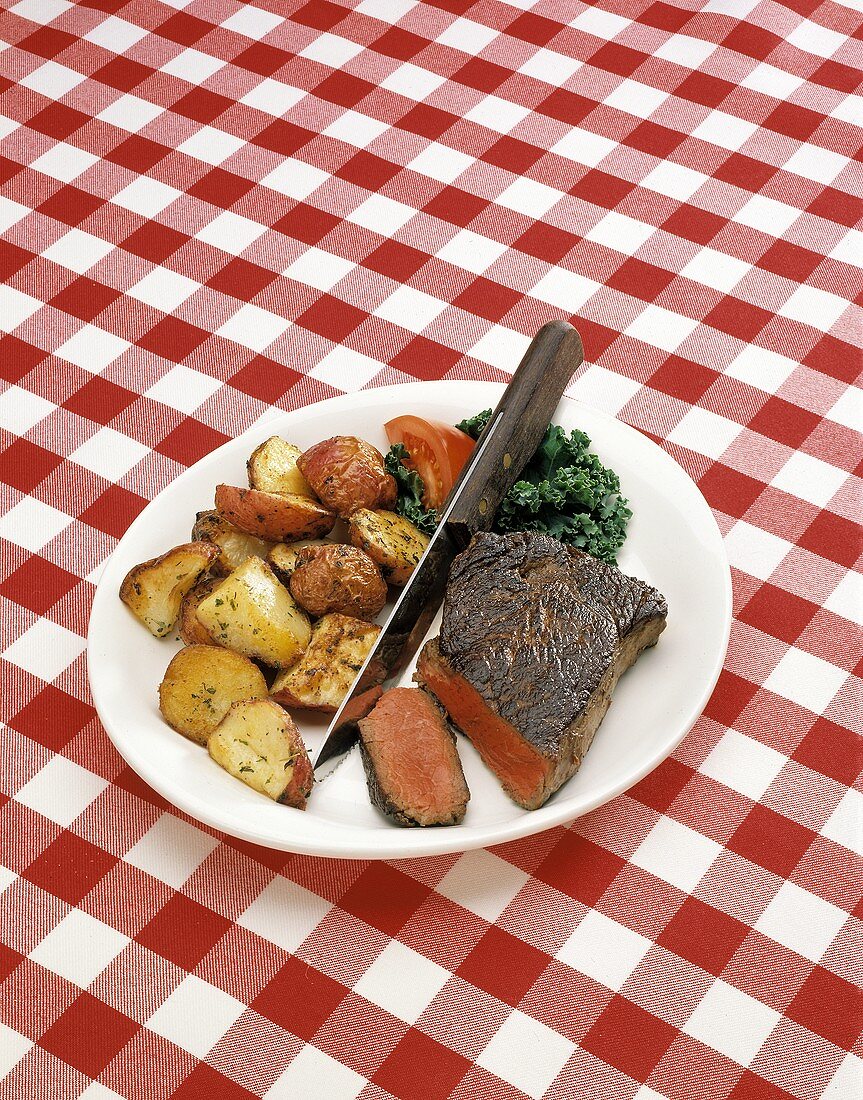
[359,687,470,827]
[416,531,667,810]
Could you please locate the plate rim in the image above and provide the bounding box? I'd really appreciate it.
[87,380,732,859]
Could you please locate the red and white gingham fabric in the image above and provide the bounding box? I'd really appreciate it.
[1,0,861,1096]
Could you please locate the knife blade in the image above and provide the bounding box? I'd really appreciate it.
[313,319,584,773]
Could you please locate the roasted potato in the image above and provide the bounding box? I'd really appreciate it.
[348,509,429,586]
[215,485,336,542]
[297,436,396,517]
[247,437,315,497]
[178,577,221,646]
[209,698,313,808]
[120,542,219,637]
[270,613,381,712]
[159,645,267,745]
[192,509,273,575]
[268,539,334,584]
[289,544,387,621]
[196,556,311,668]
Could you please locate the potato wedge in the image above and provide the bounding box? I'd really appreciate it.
[268,539,334,585]
[178,577,220,647]
[215,485,336,542]
[298,436,396,517]
[270,613,381,712]
[192,509,273,575]
[159,645,267,745]
[196,556,311,668]
[290,544,387,621]
[348,509,429,586]
[247,437,314,497]
[209,698,313,808]
[120,542,219,637]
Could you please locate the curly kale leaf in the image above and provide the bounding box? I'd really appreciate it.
[455,409,492,439]
[384,443,439,535]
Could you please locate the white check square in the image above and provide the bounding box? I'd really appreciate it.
[829,229,863,268]
[408,142,473,183]
[0,197,30,234]
[0,287,42,331]
[128,267,199,312]
[309,347,383,392]
[125,814,219,888]
[668,407,742,460]
[0,1024,31,1080]
[195,211,267,254]
[177,127,244,166]
[436,850,529,922]
[831,94,863,127]
[826,385,862,432]
[824,569,863,627]
[531,267,601,312]
[741,63,804,99]
[586,211,654,254]
[822,788,863,857]
[734,194,800,236]
[147,975,245,1058]
[569,366,641,416]
[0,498,73,552]
[478,1011,575,1100]
[784,144,849,185]
[518,49,582,84]
[356,0,417,19]
[465,96,531,133]
[347,194,415,235]
[381,63,446,101]
[261,158,329,199]
[470,325,531,372]
[824,1055,863,1100]
[19,61,85,98]
[3,619,86,681]
[557,910,652,991]
[641,161,708,201]
[84,16,149,53]
[10,0,73,21]
[631,816,721,892]
[496,178,563,218]
[625,305,698,352]
[771,451,846,507]
[144,365,221,414]
[285,247,355,291]
[693,111,758,151]
[265,1046,365,1100]
[700,730,786,800]
[29,909,129,987]
[56,326,131,371]
[31,143,99,183]
[764,647,846,714]
[788,19,845,58]
[112,177,182,216]
[779,285,849,331]
[654,34,717,67]
[604,79,668,119]
[221,5,284,39]
[0,386,54,435]
[725,345,797,394]
[161,48,226,83]
[570,8,629,38]
[216,304,290,352]
[238,876,331,951]
[724,521,792,581]
[355,941,449,1023]
[15,756,108,828]
[436,18,498,53]
[552,127,615,166]
[755,881,847,961]
[240,79,305,116]
[322,110,389,148]
[78,1085,126,1100]
[681,248,750,292]
[684,979,779,1065]
[300,33,364,67]
[96,94,163,132]
[436,229,507,274]
[42,229,114,274]
[71,428,149,481]
[374,286,447,331]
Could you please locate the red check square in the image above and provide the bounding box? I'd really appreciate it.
[374,1029,471,1100]
[582,996,677,1081]
[458,927,550,1006]
[0,335,48,384]
[172,1063,257,1100]
[23,832,117,906]
[786,966,863,1050]
[39,993,139,1078]
[64,377,138,424]
[793,717,862,786]
[7,685,95,751]
[297,296,366,343]
[0,558,79,616]
[535,834,625,907]
[658,898,750,976]
[340,864,430,936]
[739,584,820,645]
[252,955,348,1039]
[136,894,231,970]
[0,439,63,493]
[80,485,149,539]
[727,805,815,878]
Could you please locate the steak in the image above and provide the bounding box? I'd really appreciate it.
[415,531,667,810]
[358,687,470,827]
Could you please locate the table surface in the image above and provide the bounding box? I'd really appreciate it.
[1,2,861,1098]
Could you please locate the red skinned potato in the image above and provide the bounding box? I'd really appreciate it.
[289,544,387,621]
[215,485,336,542]
[297,436,397,517]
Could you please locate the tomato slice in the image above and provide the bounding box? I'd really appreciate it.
[384,415,475,510]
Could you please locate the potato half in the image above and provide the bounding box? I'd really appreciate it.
[196,556,311,668]
[270,613,381,712]
[192,509,273,575]
[268,539,334,585]
[120,542,219,637]
[247,437,314,497]
[215,485,336,542]
[348,509,429,586]
[159,645,267,745]
[209,698,313,808]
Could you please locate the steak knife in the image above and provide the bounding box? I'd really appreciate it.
[313,319,584,772]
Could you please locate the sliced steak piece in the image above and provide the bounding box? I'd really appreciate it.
[358,687,470,827]
[416,531,667,810]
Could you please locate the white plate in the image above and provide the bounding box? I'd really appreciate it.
[88,381,731,859]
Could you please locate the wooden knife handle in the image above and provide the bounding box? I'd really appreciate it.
[446,320,583,544]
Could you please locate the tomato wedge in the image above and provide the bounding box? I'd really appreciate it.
[384,415,475,510]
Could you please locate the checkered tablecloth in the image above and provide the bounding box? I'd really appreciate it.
[1,0,861,1096]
